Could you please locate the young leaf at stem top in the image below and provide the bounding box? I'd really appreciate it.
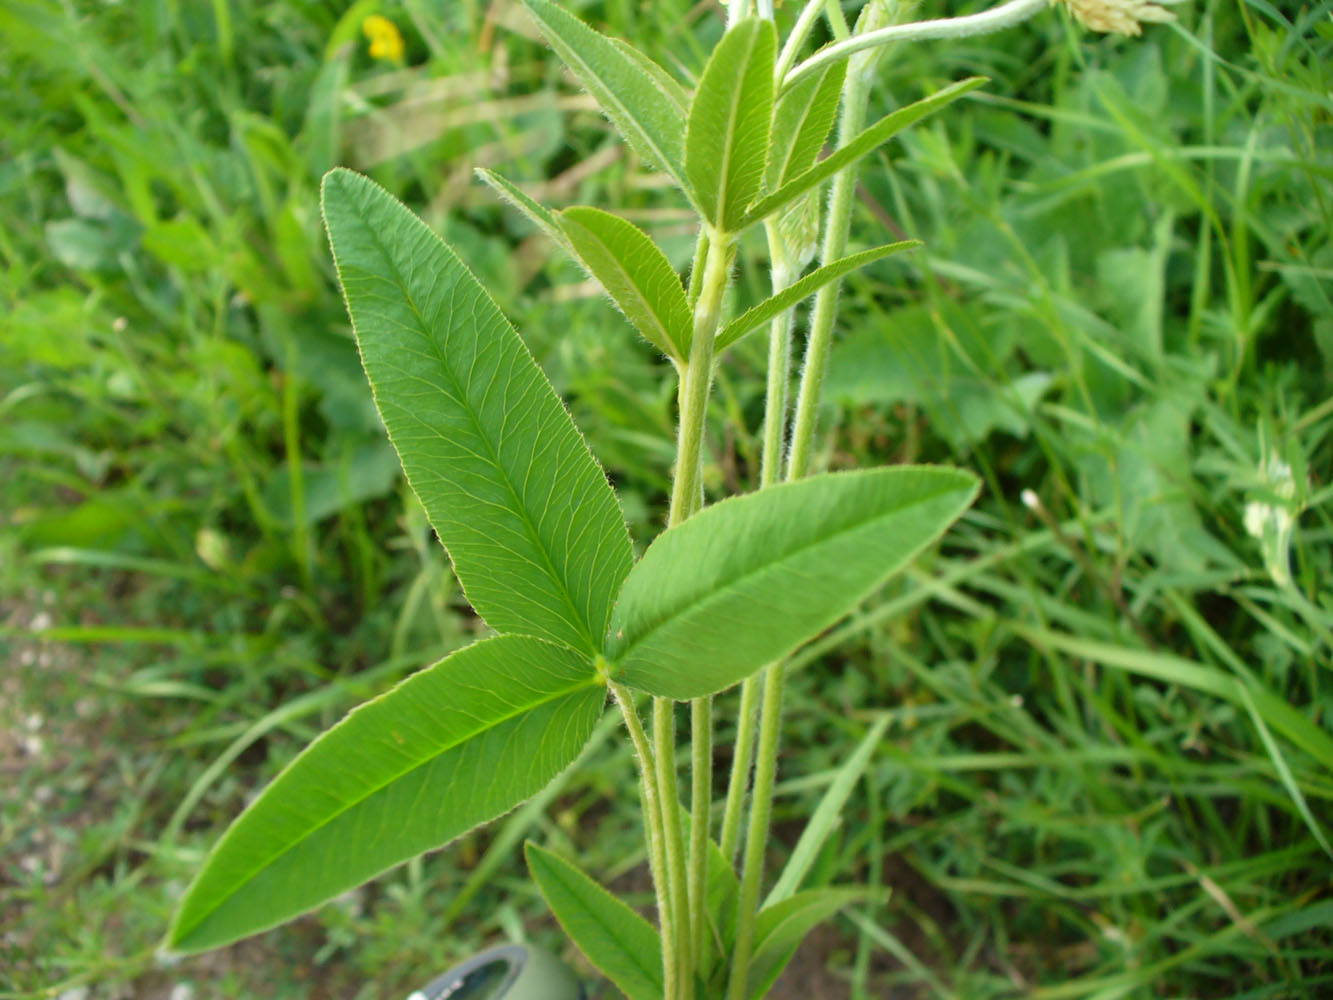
[322,169,633,656]
[559,206,692,363]
[766,61,847,191]
[686,18,777,233]
[168,635,606,953]
[743,76,988,227]
[523,0,687,189]
[606,467,979,699]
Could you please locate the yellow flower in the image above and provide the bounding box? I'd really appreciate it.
[363,14,405,62]
[1058,0,1180,35]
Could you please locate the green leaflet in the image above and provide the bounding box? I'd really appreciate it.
[525,842,664,1000]
[523,0,686,187]
[685,18,776,233]
[743,76,988,227]
[609,36,690,116]
[746,888,872,999]
[168,636,605,952]
[715,242,920,353]
[560,206,692,362]
[322,168,632,655]
[766,61,847,191]
[608,467,979,699]
[474,167,571,253]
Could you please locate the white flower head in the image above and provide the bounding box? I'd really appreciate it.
[1244,454,1304,587]
[1057,0,1184,36]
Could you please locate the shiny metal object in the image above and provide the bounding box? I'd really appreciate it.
[405,944,584,1000]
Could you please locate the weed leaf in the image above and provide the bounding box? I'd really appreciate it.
[715,242,920,353]
[523,0,686,186]
[608,467,979,698]
[168,636,605,952]
[322,168,632,655]
[766,61,847,190]
[525,842,664,1000]
[560,206,692,361]
[744,77,987,226]
[686,19,776,232]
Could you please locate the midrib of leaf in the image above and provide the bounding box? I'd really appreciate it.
[563,214,682,356]
[612,478,965,665]
[541,855,663,988]
[351,209,603,653]
[713,28,761,231]
[177,666,601,941]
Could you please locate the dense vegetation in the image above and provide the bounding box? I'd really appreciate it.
[2,0,1329,996]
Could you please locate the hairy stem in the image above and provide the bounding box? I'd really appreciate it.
[718,249,794,864]
[725,658,786,1000]
[656,228,733,997]
[654,696,691,999]
[775,0,828,82]
[670,232,732,524]
[690,695,713,969]
[785,0,1050,90]
[786,68,871,479]
[728,11,886,993]
[610,681,676,1000]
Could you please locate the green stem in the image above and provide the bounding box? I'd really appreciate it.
[725,659,785,1000]
[689,695,713,969]
[786,66,871,480]
[718,248,794,865]
[775,0,827,82]
[670,231,732,525]
[784,0,1049,91]
[655,227,733,998]
[686,225,710,311]
[728,25,882,998]
[654,696,691,999]
[718,676,759,864]
[611,681,676,1000]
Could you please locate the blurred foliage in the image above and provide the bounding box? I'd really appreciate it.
[1,0,1330,997]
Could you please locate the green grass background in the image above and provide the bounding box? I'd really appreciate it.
[1,0,1330,996]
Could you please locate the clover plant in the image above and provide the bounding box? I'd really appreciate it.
[166,1,1176,995]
